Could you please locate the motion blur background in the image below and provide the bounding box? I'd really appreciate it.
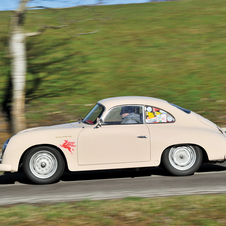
[0,0,226,143]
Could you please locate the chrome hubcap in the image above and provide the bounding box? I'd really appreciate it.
[169,146,196,170]
[29,151,58,179]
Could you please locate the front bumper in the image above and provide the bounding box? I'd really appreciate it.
[0,163,11,172]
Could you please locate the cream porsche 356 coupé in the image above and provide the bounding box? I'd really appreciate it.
[1,96,226,184]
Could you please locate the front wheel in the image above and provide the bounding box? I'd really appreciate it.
[162,145,203,176]
[23,146,65,184]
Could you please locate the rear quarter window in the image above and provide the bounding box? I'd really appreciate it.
[145,106,175,124]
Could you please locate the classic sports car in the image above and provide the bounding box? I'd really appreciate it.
[1,96,226,184]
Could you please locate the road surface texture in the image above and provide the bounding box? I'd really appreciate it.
[0,163,226,205]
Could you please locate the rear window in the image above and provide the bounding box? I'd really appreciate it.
[169,103,191,114]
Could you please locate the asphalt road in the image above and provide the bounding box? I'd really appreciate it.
[0,163,226,206]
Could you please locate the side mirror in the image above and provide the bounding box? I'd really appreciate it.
[94,119,103,129]
[78,118,84,123]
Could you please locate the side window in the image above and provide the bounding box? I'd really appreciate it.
[145,106,175,124]
[104,106,143,125]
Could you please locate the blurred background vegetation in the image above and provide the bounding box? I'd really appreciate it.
[0,0,226,130]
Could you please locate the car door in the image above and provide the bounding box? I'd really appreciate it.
[77,105,150,165]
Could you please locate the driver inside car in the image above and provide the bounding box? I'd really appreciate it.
[120,106,141,124]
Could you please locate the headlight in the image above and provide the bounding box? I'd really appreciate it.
[2,138,10,155]
[1,138,10,163]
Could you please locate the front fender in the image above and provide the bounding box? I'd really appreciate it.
[1,127,83,172]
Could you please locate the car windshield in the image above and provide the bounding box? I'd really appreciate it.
[83,104,104,124]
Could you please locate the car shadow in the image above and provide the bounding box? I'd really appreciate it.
[197,163,226,173]
[61,167,169,182]
[61,163,226,182]
[0,172,32,185]
[0,163,226,185]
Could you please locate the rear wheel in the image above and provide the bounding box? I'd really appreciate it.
[23,146,65,184]
[162,145,203,176]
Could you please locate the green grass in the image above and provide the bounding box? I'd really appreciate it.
[1,2,226,222]
[1,2,226,221]
[1,0,226,128]
[1,195,226,225]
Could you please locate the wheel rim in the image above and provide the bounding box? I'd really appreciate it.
[168,146,196,171]
[29,150,58,179]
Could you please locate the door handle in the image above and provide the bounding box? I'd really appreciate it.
[137,136,147,138]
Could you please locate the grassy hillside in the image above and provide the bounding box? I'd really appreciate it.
[1,0,226,128]
[1,195,226,225]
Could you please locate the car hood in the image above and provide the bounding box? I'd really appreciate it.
[17,122,81,135]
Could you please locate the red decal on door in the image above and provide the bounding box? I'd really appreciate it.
[60,140,76,154]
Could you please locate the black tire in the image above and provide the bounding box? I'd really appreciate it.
[23,146,65,184]
[162,145,203,176]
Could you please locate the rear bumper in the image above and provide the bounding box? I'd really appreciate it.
[0,164,11,172]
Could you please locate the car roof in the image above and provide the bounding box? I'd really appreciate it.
[98,96,169,110]
[98,96,201,128]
